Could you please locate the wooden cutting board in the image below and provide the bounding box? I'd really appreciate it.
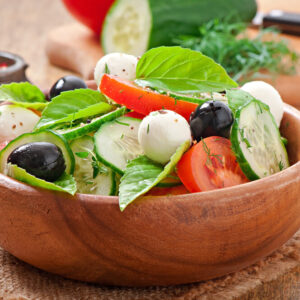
[45,0,300,109]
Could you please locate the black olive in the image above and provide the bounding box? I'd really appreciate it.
[49,75,87,99]
[7,142,66,182]
[190,101,233,141]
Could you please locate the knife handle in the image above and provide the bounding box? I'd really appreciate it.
[263,10,300,36]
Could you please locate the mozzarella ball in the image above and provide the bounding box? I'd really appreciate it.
[241,81,284,126]
[0,105,39,142]
[94,53,138,87]
[138,110,192,164]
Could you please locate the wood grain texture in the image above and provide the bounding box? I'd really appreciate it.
[0,104,298,287]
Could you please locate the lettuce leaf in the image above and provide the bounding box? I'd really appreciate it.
[0,82,47,110]
[34,89,112,131]
[119,140,190,211]
[135,46,238,94]
[7,164,77,195]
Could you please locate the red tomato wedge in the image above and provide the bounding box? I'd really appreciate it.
[100,74,198,121]
[177,137,249,192]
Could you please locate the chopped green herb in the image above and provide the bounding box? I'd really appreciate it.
[279,160,284,171]
[120,133,124,139]
[119,89,124,93]
[201,138,223,169]
[147,124,150,134]
[174,18,298,83]
[239,128,252,149]
[138,95,143,100]
[104,63,110,74]
[75,151,89,159]
[115,119,130,126]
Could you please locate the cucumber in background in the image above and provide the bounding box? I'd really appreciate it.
[102,0,257,56]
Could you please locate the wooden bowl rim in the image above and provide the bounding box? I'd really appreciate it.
[0,103,299,207]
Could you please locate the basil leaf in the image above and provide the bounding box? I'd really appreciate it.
[119,140,190,211]
[7,164,77,195]
[34,89,112,131]
[0,82,47,110]
[226,89,255,115]
[135,46,238,94]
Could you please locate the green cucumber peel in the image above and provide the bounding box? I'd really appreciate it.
[135,46,238,95]
[34,89,112,131]
[57,107,127,141]
[119,140,190,211]
[7,164,77,195]
[0,82,47,110]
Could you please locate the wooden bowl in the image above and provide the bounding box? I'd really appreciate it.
[0,104,299,287]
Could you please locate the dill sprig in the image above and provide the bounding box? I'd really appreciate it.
[174,19,299,83]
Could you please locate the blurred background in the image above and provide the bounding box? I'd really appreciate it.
[0,0,299,108]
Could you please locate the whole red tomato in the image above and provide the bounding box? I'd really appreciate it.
[61,0,115,35]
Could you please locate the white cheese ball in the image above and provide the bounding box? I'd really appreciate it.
[0,105,39,142]
[94,53,138,87]
[241,81,284,126]
[138,110,192,164]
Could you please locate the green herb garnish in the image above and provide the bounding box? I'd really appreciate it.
[174,18,298,83]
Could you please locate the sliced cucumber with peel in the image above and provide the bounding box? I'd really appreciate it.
[56,107,126,141]
[102,0,257,56]
[231,100,289,180]
[0,130,75,175]
[94,117,143,174]
[71,135,116,195]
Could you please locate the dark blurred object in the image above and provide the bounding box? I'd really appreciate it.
[0,52,29,84]
[253,10,300,36]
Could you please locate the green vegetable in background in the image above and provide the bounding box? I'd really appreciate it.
[0,82,48,110]
[135,46,238,94]
[174,19,299,83]
[102,0,257,56]
[119,140,190,211]
[34,89,112,131]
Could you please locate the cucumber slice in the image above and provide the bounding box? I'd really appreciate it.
[231,100,289,180]
[0,130,75,175]
[56,107,126,141]
[102,0,257,55]
[70,135,116,195]
[94,117,143,174]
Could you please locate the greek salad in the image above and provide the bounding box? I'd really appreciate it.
[0,46,289,210]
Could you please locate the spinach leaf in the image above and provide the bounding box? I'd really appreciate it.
[226,89,255,115]
[119,140,190,211]
[0,82,47,110]
[135,46,238,94]
[34,89,112,131]
[7,164,77,195]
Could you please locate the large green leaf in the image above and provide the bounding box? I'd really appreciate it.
[34,89,112,131]
[7,164,77,195]
[119,140,190,211]
[0,82,47,110]
[135,46,238,94]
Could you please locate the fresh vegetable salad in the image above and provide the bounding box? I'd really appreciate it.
[0,47,289,210]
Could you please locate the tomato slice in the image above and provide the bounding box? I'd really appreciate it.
[100,74,198,121]
[124,111,145,119]
[177,137,249,192]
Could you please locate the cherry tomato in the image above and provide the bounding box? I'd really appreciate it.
[100,74,198,121]
[177,137,249,192]
[61,0,114,35]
